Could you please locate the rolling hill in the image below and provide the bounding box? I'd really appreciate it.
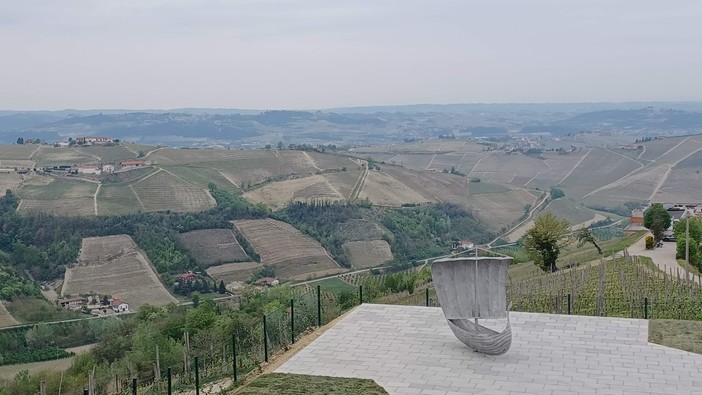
[1,134,701,235]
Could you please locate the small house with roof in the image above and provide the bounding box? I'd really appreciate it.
[121,161,146,169]
[58,295,84,309]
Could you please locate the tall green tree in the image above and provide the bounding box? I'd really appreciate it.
[643,203,671,242]
[523,213,571,272]
[674,218,702,269]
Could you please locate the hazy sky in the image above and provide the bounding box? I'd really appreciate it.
[1,0,701,110]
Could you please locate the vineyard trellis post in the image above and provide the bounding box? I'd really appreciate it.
[263,315,269,363]
[167,367,172,395]
[194,356,200,395]
[232,333,238,382]
[317,285,322,327]
[290,298,295,344]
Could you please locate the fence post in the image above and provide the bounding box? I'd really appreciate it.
[317,285,322,327]
[567,294,571,315]
[194,356,200,395]
[232,333,238,382]
[131,378,137,395]
[167,367,172,395]
[644,297,649,319]
[425,288,430,307]
[263,315,269,363]
[359,285,363,305]
[290,298,295,344]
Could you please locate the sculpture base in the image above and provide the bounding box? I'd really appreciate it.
[447,315,512,355]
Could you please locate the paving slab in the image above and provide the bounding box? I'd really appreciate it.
[276,304,702,394]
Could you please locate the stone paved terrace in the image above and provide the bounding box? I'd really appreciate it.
[276,304,702,394]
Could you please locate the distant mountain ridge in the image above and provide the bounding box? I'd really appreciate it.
[1,102,702,146]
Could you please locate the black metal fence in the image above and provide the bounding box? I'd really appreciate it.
[70,279,702,394]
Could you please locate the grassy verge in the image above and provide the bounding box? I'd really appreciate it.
[649,320,702,355]
[677,259,701,276]
[236,373,388,395]
[637,256,662,273]
[5,297,82,324]
[508,261,544,282]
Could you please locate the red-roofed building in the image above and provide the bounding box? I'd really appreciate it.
[178,273,197,282]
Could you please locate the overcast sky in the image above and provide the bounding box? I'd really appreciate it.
[1,0,701,110]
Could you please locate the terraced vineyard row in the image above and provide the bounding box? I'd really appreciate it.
[130,170,215,212]
[232,218,345,280]
[162,165,240,194]
[508,254,702,319]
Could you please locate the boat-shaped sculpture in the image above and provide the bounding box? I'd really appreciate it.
[431,256,513,355]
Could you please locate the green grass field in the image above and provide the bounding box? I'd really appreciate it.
[309,277,358,294]
[5,297,82,324]
[649,320,702,355]
[237,373,388,395]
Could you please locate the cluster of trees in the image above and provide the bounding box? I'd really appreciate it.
[521,213,611,272]
[549,187,565,199]
[277,201,371,268]
[0,263,435,393]
[0,187,269,285]
[0,285,300,394]
[0,265,40,301]
[674,218,702,269]
[381,203,493,265]
[248,267,276,283]
[0,317,121,367]
[172,277,215,296]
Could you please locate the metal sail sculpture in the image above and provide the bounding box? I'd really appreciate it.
[431,255,513,355]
